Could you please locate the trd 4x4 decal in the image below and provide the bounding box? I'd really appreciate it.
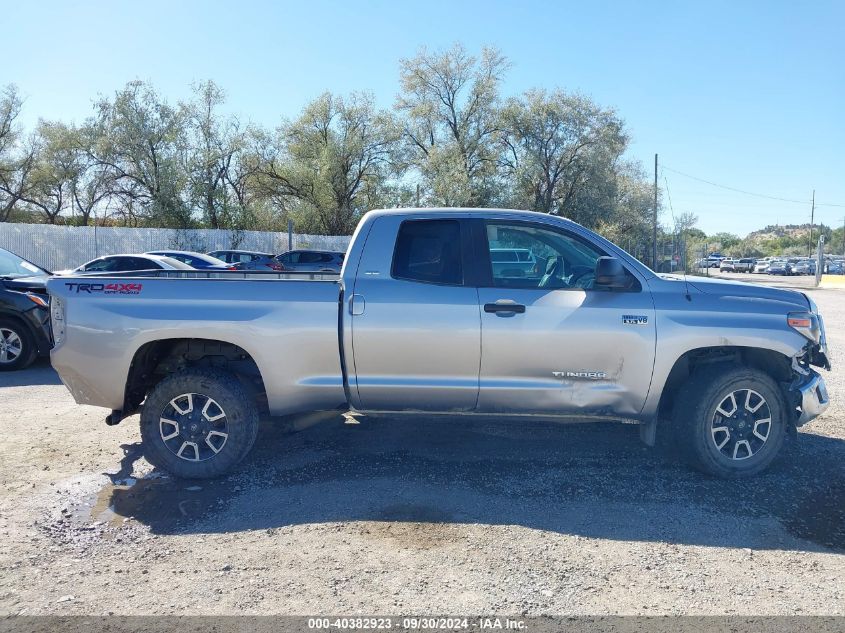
[65,282,143,295]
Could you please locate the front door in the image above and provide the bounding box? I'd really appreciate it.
[475,220,656,417]
[349,216,481,412]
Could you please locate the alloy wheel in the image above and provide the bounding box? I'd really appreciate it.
[710,388,772,460]
[0,328,23,364]
[159,393,229,462]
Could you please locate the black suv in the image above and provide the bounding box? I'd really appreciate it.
[0,248,52,371]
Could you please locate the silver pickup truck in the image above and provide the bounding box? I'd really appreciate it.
[47,208,831,479]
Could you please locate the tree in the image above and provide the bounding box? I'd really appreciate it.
[18,121,84,224]
[0,84,35,222]
[69,122,114,226]
[500,89,627,217]
[257,92,399,234]
[595,161,655,252]
[89,80,191,227]
[183,81,257,231]
[709,232,741,253]
[396,44,508,207]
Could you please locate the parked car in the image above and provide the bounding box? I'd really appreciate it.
[49,208,831,480]
[719,258,735,272]
[733,258,756,273]
[275,250,345,273]
[238,250,345,273]
[55,254,196,275]
[753,259,771,274]
[0,248,52,371]
[206,250,273,266]
[791,259,816,276]
[146,251,235,270]
[767,260,791,275]
[826,260,844,275]
[490,248,538,277]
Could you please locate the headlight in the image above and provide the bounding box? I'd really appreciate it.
[788,311,821,343]
[50,295,65,346]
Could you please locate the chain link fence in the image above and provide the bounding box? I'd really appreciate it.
[0,223,352,272]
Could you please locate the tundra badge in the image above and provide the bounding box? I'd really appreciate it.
[553,371,608,380]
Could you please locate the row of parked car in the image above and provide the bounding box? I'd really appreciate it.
[57,248,345,275]
[698,255,845,276]
[0,246,345,371]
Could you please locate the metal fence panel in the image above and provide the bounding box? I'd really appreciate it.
[0,223,351,272]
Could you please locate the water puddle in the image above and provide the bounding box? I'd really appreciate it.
[74,474,240,532]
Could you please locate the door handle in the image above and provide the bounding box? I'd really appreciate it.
[484,302,526,314]
[349,294,365,316]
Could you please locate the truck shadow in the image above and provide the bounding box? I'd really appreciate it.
[0,358,63,387]
[102,415,845,553]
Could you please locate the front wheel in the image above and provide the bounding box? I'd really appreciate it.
[672,367,788,477]
[140,368,259,478]
[0,319,37,371]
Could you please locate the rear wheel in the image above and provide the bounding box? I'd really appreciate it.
[672,367,787,477]
[0,319,37,371]
[140,368,259,478]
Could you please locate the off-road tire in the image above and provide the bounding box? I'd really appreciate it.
[672,366,788,477]
[0,318,37,371]
[140,368,259,479]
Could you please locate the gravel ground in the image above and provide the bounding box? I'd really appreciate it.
[0,274,842,616]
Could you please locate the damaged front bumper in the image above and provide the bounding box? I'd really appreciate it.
[794,369,830,426]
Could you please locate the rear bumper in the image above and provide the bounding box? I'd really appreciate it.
[795,370,829,426]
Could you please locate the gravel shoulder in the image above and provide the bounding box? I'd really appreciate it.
[0,276,842,616]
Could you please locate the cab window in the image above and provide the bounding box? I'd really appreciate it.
[484,221,637,291]
[392,219,463,285]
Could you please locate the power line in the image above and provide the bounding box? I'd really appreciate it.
[661,165,845,208]
[662,173,676,225]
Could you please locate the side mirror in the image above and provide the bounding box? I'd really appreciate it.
[594,256,628,289]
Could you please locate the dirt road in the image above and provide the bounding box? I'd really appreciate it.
[0,276,842,616]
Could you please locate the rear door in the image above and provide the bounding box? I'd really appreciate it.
[349,216,481,411]
[473,219,656,417]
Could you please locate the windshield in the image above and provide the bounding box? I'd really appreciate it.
[0,248,49,278]
[159,257,195,270]
[150,251,226,266]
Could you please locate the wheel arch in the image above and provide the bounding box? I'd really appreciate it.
[656,345,794,422]
[0,311,33,335]
[123,338,268,417]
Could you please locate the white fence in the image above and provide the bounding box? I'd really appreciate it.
[0,223,352,272]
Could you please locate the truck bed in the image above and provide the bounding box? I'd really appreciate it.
[47,271,347,416]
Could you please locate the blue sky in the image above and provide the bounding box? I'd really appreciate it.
[3,0,843,236]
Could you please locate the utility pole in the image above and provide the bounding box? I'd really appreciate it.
[807,190,815,257]
[653,154,658,269]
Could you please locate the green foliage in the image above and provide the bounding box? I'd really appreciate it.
[0,45,659,237]
[396,44,508,207]
[501,88,628,224]
[256,92,400,234]
[89,80,192,228]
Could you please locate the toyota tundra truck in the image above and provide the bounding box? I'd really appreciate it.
[47,208,831,479]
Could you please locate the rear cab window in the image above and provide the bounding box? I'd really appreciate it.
[392,219,463,285]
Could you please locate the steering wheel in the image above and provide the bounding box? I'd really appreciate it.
[572,271,595,289]
[568,266,594,288]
